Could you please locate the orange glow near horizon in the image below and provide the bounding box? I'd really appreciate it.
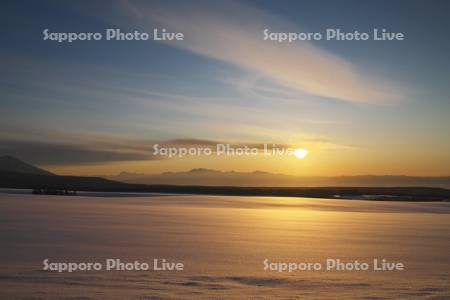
[42,147,450,177]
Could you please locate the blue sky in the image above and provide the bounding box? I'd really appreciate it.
[1,0,449,175]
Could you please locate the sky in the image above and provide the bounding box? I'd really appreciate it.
[1,0,449,176]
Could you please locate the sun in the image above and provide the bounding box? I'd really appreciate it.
[294,148,309,159]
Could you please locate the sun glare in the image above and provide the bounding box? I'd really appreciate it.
[294,148,309,159]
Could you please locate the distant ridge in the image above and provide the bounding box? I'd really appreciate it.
[0,156,449,201]
[108,168,450,189]
[0,155,53,175]
[0,158,448,201]
[0,171,449,201]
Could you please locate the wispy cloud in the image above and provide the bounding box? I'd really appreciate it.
[0,126,350,165]
[0,139,152,165]
[122,0,405,104]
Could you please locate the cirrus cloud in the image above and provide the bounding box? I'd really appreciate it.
[120,0,406,104]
